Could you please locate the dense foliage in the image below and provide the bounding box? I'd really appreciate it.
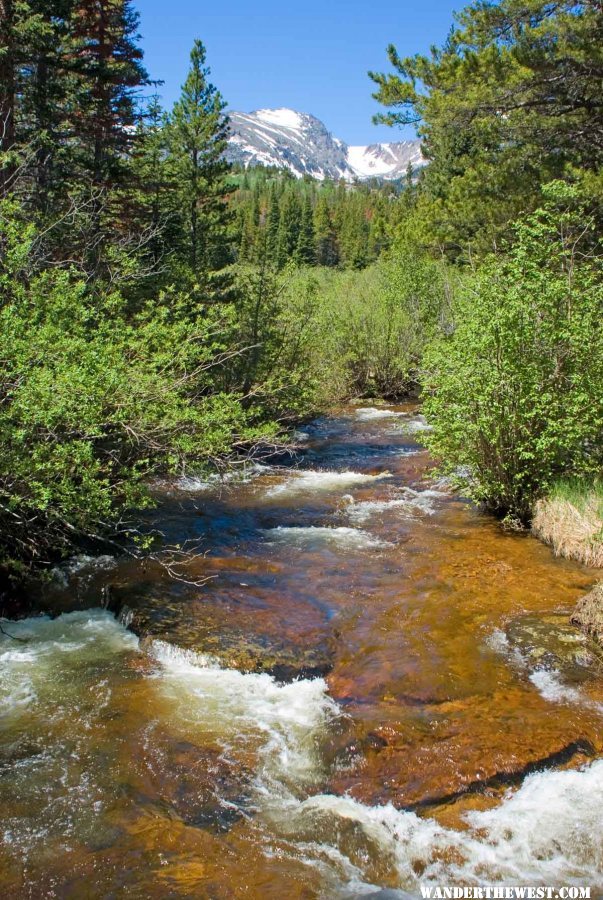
[231,166,407,270]
[371,0,603,260]
[371,0,603,518]
[297,252,452,398]
[0,3,332,581]
[422,184,603,519]
[0,200,277,573]
[1,0,602,585]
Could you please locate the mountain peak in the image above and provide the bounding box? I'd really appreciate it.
[226,108,424,181]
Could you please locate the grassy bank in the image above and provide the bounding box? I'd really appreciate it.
[532,479,603,568]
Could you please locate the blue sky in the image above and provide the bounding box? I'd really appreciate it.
[136,0,460,145]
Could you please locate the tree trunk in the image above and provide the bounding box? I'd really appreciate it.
[0,0,16,196]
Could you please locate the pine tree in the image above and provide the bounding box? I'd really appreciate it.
[337,194,369,269]
[314,194,339,266]
[265,184,280,263]
[0,0,18,195]
[295,195,315,265]
[238,201,258,262]
[0,0,67,201]
[131,93,175,270]
[168,39,234,299]
[276,190,301,268]
[68,0,148,189]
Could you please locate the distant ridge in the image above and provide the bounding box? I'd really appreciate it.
[226,108,424,182]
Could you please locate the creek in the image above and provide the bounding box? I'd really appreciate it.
[1,405,602,898]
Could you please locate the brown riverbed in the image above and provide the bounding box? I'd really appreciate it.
[1,404,602,898]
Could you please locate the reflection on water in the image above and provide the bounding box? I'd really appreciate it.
[1,403,602,898]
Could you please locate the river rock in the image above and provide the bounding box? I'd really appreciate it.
[153,740,251,833]
[571,581,603,644]
[139,628,334,682]
[504,612,603,681]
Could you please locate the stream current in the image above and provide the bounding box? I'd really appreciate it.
[1,405,602,898]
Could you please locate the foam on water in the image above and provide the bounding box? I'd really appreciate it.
[266,469,392,498]
[529,669,584,704]
[148,639,339,787]
[390,415,433,435]
[0,665,37,715]
[50,553,117,588]
[281,759,603,889]
[174,475,216,491]
[175,463,272,493]
[146,637,603,891]
[355,408,407,421]
[486,627,511,654]
[293,429,311,442]
[529,669,603,715]
[263,525,392,551]
[0,610,137,720]
[346,488,446,523]
[176,473,255,492]
[486,627,603,712]
[3,610,603,893]
[0,611,139,860]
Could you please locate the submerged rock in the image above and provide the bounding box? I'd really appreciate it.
[571,581,603,644]
[505,612,603,681]
[154,741,251,833]
[139,630,334,682]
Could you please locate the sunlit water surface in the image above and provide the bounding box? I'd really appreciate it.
[1,405,602,898]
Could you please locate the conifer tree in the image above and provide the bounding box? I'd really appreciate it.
[131,94,175,270]
[314,195,338,266]
[276,190,301,268]
[0,0,68,201]
[238,199,259,262]
[168,39,233,299]
[0,0,18,195]
[265,184,281,262]
[23,1,72,213]
[69,0,148,188]
[295,195,315,265]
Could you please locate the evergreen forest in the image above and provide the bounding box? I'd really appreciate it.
[0,0,602,589]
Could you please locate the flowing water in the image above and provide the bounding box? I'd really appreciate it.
[2,405,603,898]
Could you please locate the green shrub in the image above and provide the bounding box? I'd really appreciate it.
[279,252,450,401]
[229,263,327,421]
[0,203,268,575]
[422,183,603,520]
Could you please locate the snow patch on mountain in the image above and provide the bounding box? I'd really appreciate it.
[226,107,425,182]
[347,142,424,179]
[255,108,305,131]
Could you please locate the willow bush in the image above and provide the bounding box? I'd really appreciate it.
[422,184,603,520]
[0,203,271,578]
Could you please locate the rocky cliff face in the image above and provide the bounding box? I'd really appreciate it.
[226,107,424,181]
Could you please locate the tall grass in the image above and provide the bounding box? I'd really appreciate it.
[532,478,603,568]
[547,478,603,519]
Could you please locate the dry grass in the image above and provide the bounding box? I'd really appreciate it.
[570,581,603,643]
[532,480,603,568]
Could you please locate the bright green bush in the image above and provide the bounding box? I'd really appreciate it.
[302,251,451,399]
[422,184,603,520]
[0,203,269,575]
[229,263,327,421]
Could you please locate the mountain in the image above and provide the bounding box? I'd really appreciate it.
[346,141,424,180]
[226,108,424,182]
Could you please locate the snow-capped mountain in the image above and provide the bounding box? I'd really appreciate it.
[346,141,424,180]
[226,108,424,182]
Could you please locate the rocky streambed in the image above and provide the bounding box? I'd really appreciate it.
[1,404,602,898]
